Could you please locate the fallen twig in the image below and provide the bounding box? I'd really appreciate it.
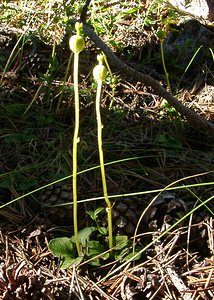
[68,19,214,134]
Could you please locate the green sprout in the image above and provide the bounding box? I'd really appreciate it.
[69,22,85,256]
[157,29,172,94]
[93,54,113,250]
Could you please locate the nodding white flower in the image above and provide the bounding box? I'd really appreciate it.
[93,55,107,82]
[93,64,107,82]
[69,22,85,54]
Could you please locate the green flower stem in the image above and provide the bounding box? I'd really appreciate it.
[73,51,81,256]
[95,80,113,250]
[69,22,85,256]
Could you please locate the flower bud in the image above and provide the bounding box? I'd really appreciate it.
[75,22,83,35]
[69,35,85,54]
[93,65,107,82]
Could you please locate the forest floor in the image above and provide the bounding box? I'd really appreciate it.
[0,0,214,299]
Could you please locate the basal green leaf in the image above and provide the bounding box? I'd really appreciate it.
[60,255,84,269]
[114,235,129,250]
[49,237,74,257]
[70,227,97,247]
[88,240,109,261]
[49,237,84,269]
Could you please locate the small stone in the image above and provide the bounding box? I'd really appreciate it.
[166,0,214,21]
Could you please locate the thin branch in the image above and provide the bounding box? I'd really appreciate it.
[80,0,91,22]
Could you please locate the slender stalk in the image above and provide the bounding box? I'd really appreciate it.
[160,39,171,93]
[69,22,85,256]
[73,52,81,256]
[95,80,113,250]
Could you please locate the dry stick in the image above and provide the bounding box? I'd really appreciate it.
[69,20,214,134]
[80,0,91,21]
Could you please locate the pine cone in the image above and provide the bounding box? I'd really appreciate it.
[40,182,144,236]
[144,192,187,232]
[41,184,194,236]
[100,198,144,236]
[40,182,87,228]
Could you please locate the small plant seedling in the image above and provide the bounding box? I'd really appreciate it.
[157,29,172,93]
[87,207,107,235]
[49,211,142,269]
